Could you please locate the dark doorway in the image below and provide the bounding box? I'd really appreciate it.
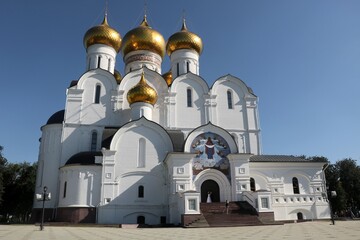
[297,212,303,220]
[201,180,220,202]
[137,216,145,224]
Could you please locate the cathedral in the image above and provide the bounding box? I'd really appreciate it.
[33,12,331,226]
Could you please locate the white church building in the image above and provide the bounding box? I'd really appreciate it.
[33,12,331,226]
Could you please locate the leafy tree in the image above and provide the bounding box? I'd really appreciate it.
[0,160,37,223]
[0,146,7,205]
[325,158,360,217]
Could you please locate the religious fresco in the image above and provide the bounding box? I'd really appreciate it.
[191,132,231,178]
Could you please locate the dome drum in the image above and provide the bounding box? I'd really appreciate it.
[124,51,162,73]
[86,44,117,72]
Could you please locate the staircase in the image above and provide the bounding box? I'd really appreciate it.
[186,201,262,227]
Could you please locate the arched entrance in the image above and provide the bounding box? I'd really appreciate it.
[201,180,220,202]
[137,215,145,224]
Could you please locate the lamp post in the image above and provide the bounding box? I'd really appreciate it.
[40,186,47,231]
[326,184,338,225]
[36,186,51,230]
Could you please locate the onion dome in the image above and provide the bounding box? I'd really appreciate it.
[166,19,203,56]
[114,69,122,84]
[83,14,122,52]
[65,151,103,166]
[127,72,158,105]
[162,70,173,86]
[46,110,65,125]
[121,15,166,58]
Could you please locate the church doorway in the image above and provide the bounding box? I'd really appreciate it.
[201,180,220,202]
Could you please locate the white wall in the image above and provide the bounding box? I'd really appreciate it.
[58,165,101,207]
[33,124,62,209]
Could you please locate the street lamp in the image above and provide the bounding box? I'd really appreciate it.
[40,186,47,230]
[36,186,51,231]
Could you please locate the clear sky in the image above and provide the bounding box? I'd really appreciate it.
[0,0,359,164]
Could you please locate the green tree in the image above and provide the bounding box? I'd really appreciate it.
[325,158,360,217]
[0,161,37,223]
[0,146,8,206]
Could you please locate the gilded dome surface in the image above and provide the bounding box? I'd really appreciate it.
[84,15,122,52]
[121,16,166,58]
[166,20,203,55]
[114,69,122,84]
[162,70,173,86]
[127,72,158,105]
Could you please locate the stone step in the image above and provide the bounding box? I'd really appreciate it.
[198,201,262,227]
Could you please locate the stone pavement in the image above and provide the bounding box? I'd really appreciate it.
[1,221,359,240]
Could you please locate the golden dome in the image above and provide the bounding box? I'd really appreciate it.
[114,69,122,84]
[84,15,122,52]
[162,70,173,86]
[121,15,166,58]
[127,72,158,105]
[166,19,203,56]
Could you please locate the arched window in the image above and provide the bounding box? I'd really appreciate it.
[137,216,145,224]
[63,181,67,198]
[250,177,256,192]
[227,90,233,109]
[90,131,97,151]
[108,58,111,71]
[137,138,146,168]
[94,85,101,104]
[138,185,144,198]
[176,62,180,76]
[97,56,101,68]
[187,88,192,107]
[297,212,303,220]
[186,61,190,73]
[293,177,300,194]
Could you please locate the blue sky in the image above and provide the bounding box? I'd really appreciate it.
[0,0,359,164]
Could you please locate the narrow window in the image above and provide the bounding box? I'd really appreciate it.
[227,90,233,109]
[293,177,300,194]
[187,88,192,107]
[188,199,196,210]
[97,56,101,68]
[261,197,269,208]
[63,181,67,198]
[186,61,190,73]
[250,177,256,192]
[138,185,144,198]
[88,57,91,70]
[94,85,101,104]
[177,62,180,76]
[137,138,146,168]
[137,216,145,224]
[91,131,97,151]
[108,58,111,71]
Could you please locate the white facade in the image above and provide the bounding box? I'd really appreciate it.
[33,13,330,225]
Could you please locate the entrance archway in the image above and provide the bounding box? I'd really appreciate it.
[201,180,220,202]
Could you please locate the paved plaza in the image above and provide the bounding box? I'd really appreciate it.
[0,221,359,240]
